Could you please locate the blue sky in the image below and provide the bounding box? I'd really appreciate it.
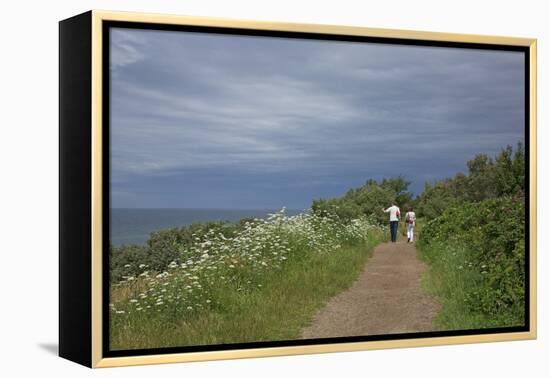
[109,28,525,210]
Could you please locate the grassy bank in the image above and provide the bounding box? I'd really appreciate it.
[110,210,386,350]
[417,195,525,330]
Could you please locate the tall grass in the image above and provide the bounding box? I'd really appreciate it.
[110,209,385,350]
[419,241,516,329]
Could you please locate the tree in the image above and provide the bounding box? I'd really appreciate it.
[416,142,525,220]
[312,176,413,224]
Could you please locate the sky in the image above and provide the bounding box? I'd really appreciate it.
[109,27,525,210]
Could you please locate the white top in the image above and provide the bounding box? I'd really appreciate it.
[384,205,400,222]
[406,211,416,225]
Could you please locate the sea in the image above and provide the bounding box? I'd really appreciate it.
[110,208,304,247]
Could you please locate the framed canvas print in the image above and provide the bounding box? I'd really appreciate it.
[59,10,537,368]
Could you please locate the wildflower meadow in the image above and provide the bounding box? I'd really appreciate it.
[110,209,384,349]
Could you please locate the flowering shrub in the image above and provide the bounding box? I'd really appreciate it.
[109,221,239,283]
[110,209,378,322]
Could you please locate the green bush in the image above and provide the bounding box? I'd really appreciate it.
[417,143,524,220]
[110,221,242,283]
[418,194,525,329]
[312,176,414,225]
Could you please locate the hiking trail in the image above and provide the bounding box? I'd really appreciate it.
[301,238,439,338]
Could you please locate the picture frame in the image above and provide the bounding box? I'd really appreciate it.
[59,9,537,368]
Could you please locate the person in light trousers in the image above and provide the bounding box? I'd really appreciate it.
[405,207,416,243]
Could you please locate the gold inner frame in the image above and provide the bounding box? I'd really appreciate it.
[90,9,537,368]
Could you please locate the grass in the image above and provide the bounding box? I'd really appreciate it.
[417,240,523,330]
[110,222,386,350]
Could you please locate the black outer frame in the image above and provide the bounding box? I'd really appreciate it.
[59,11,93,368]
[59,11,532,368]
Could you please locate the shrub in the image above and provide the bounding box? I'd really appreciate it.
[110,221,241,283]
[312,176,414,224]
[418,194,525,328]
[417,143,524,220]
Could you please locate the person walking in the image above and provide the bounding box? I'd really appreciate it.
[405,207,416,243]
[383,203,400,242]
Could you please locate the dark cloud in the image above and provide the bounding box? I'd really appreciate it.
[110,28,525,208]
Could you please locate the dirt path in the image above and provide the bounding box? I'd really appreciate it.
[301,239,439,338]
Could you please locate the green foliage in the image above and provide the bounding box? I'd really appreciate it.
[109,244,150,284]
[416,174,465,220]
[312,176,414,224]
[110,221,242,283]
[418,194,525,329]
[417,143,525,220]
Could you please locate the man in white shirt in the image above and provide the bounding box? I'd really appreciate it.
[383,203,401,242]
